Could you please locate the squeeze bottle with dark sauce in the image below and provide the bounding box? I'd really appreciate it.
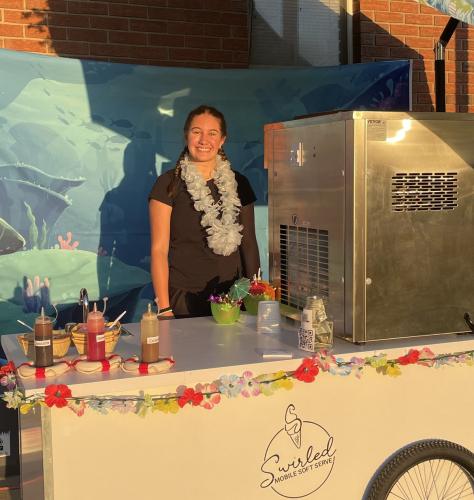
[34,307,53,367]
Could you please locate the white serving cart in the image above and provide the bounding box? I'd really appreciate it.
[2,316,473,500]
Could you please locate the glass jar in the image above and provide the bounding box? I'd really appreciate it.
[299,296,333,351]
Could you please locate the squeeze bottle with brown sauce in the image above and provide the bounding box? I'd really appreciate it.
[34,307,53,367]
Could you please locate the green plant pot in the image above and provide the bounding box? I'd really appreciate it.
[211,302,241,325]
[243,294,266,315]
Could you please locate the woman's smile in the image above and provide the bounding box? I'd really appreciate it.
[186,112,225,165]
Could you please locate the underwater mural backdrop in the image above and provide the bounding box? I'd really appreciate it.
[0,48,410,334]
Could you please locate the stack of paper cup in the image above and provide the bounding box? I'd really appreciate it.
[257,300,281,334]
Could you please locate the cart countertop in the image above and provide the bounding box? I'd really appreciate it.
[2,314,474,397]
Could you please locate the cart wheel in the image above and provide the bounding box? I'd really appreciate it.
[366,439,474,500]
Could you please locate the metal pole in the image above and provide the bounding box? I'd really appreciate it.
[434,17,459,112]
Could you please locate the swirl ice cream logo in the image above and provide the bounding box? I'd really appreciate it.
[285,404,302,449]
[260,405,336,498]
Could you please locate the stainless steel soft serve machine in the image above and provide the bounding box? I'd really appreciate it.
[265,111,474,342]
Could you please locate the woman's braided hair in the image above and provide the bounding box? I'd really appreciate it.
[167,105,228,199]
[217,146,229,162]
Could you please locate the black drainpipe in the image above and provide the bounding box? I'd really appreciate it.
[434,17,459,112]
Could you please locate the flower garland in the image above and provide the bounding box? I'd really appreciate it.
[180,154,243,256]
[1,347,473,417]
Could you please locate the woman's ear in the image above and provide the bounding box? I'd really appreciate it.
[219,135,226,149]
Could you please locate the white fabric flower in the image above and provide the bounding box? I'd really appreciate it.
[181,156,243,256]
[3,390,23,409]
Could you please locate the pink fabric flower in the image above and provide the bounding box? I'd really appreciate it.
[240,371,260,397]
[67,400,86,416]
[196,383,221,409]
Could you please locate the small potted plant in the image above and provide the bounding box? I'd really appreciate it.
[209,278,250,325]
[243,271,276,315]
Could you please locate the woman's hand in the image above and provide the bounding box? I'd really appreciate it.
[158,308,175,320]
[157,306,174,320]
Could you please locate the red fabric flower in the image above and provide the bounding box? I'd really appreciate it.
[44,384,72,408]
[0,361,15,375]
[397,349,420,366]
[178,388,204,408]
[294,358,319,383]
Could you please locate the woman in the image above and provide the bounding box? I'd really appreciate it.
[149,105,260,318]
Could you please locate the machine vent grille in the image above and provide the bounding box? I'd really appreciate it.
[391,172,458,212]
[280,225,329,310]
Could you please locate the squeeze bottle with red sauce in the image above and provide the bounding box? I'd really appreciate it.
[86,303,106,361]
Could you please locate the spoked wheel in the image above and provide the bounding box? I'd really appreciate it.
[367,440,474,500]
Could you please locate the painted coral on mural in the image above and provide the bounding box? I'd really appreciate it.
[0,62,155,332]
[0,141,151,332]
[0,163,85,250]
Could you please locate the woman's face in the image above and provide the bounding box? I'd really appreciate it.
[186,112,226,164]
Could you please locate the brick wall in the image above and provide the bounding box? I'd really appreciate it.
[354,0,474,112]
[0,0,250,68]
[1,0,473,111]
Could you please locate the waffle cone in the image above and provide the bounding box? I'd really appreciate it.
[289,431,301,449]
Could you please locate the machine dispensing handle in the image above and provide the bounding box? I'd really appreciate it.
[79,288,89,324]
[463,312,474,332]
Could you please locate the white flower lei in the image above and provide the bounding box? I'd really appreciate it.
[180,155,243,256]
